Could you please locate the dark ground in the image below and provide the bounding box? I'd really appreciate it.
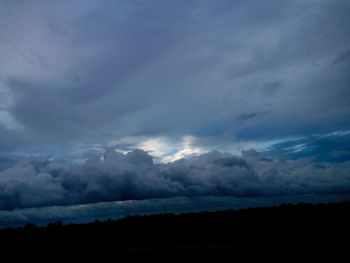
[0,202,349,261]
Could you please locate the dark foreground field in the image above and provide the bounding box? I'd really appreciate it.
[1,202,349,261]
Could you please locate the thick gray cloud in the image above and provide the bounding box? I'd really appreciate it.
[0,1,350,213]
[1,149,349,210]
[0,0,349,154]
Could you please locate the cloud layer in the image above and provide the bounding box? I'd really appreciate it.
[0,0,349,156]
[1,149,349,210]
[0,1,349,213]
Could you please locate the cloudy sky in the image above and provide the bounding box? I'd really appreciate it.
[0,1,350,213]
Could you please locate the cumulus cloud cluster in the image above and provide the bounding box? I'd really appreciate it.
[1,149,349,210]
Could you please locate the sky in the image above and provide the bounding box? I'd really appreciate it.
[0,0,350,216]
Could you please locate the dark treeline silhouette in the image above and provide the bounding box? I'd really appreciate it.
[0,202,349,261]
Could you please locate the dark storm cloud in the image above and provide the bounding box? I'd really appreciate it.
[1,149,349,210]
[0,0,349,151]
[0,0,350,212]
[0,153,25,171]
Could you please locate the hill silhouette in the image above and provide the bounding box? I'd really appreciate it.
[0,202,349,261]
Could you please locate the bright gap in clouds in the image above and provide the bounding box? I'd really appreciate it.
[117,135,308,163]
[137,136,206,163]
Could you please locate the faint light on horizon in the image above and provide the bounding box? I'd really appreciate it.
[135,135,207,163]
